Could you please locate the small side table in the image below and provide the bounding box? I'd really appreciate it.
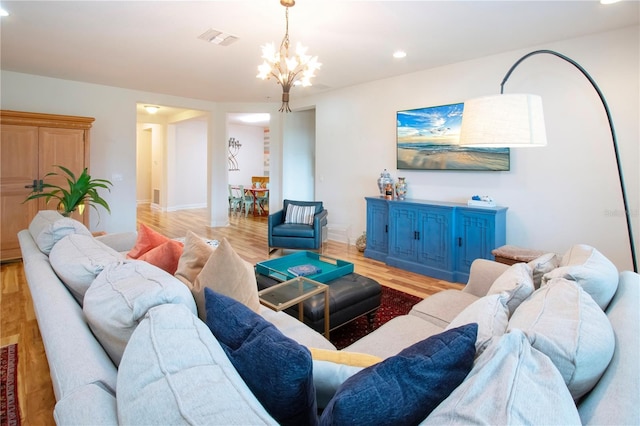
[492,245,546,265]
[258,276,330,339]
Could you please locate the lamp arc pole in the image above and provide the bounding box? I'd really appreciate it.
[500,49,636,272]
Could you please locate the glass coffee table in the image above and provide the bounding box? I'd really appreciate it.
[258,276,330,339]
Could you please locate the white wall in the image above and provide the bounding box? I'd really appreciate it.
[283,109,316,201]
[227,123,267,188]
[136,127,152,203]
[167,119,207,211]
[295,26,639,271]
[215,103,283,225]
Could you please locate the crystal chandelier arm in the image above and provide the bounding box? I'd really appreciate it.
[500,49,636,272]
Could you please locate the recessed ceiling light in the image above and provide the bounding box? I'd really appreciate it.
[393,50,407,59]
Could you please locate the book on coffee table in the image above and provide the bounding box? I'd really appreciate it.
[287,264,322,277]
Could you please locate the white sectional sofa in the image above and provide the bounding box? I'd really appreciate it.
[19,211,639,425]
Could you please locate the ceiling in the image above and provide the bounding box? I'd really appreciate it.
[1,1,638,107]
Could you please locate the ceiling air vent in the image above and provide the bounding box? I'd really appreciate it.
[198,28,238,46]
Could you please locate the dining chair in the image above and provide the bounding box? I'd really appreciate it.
[228,185,243,214]
[242,188,254,217]
[257,183,269,213]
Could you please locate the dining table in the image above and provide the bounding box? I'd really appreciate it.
[232,185,268,216]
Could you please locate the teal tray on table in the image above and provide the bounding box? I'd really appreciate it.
[256,251,354,283]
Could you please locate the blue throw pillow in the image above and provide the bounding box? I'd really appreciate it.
[319,323,478,426]
[204,288,318,426]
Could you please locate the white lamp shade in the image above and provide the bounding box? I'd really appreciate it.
[459,94,547,147]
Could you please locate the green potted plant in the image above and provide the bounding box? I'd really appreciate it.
[24,165,113,217]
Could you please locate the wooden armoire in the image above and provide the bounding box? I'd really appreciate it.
[0,110,94,261]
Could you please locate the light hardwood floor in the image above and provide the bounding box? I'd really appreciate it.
[0,204,464,424]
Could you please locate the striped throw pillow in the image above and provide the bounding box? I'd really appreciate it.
[285,204,316,225]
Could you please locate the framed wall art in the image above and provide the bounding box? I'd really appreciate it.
[396,102,510,171]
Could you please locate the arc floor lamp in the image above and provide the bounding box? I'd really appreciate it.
[459,49,637,272]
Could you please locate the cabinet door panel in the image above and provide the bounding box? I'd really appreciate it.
[456,212,495,274]
[389,206,418,260]
[39,127,88,223]
[0,125,41,259]
[367,200,388,253]
[418,209,451,270]
[39,127,86,179]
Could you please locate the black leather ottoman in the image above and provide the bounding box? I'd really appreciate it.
[256,272,382,334]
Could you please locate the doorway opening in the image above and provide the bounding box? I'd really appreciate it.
[136,104,209,214]
[227,112,271,218]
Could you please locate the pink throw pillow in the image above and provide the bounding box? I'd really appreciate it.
[127,223,171,259]
[138,240,184,275]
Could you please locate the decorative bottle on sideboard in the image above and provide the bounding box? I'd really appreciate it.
[377,169,393,196]
[395,177,407,200]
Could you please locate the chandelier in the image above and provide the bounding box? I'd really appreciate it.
[257,0,321,112]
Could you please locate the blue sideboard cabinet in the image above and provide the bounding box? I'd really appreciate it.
[364,197,507,283]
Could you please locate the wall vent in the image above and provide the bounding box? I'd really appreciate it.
[153,189,160,204]
[198,29,238,46]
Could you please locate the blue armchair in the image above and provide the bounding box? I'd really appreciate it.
[268,200,328,254]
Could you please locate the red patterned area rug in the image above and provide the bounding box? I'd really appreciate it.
[1,344,20,426]
[330,285,423,350]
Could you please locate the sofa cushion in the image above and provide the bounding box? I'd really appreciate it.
[117,304,276,425]
[309,348,382,409]
[136,239,183,274]
[191,237,260,321]
[258,306,337,351]
[578,271,640,425]
[446,293,509,356]
[285,204,316,225]
[29,212,92,255]
[409,290,479,328]
[528,252,559,288]
[174,230,217,286]
[271,223,317,238]
[49,234,123,303]
[53,382,117,426]
[83,260,197,366]
[508,278,615,399]
[126,223,173,259]
[486,262,534,315]
[319,323,477,426]
[204,289,317,426]
[344,314,446,359]
[423,330,581,425]
[542,244,618,310]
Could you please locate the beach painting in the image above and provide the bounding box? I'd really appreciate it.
[396,102,510,171]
